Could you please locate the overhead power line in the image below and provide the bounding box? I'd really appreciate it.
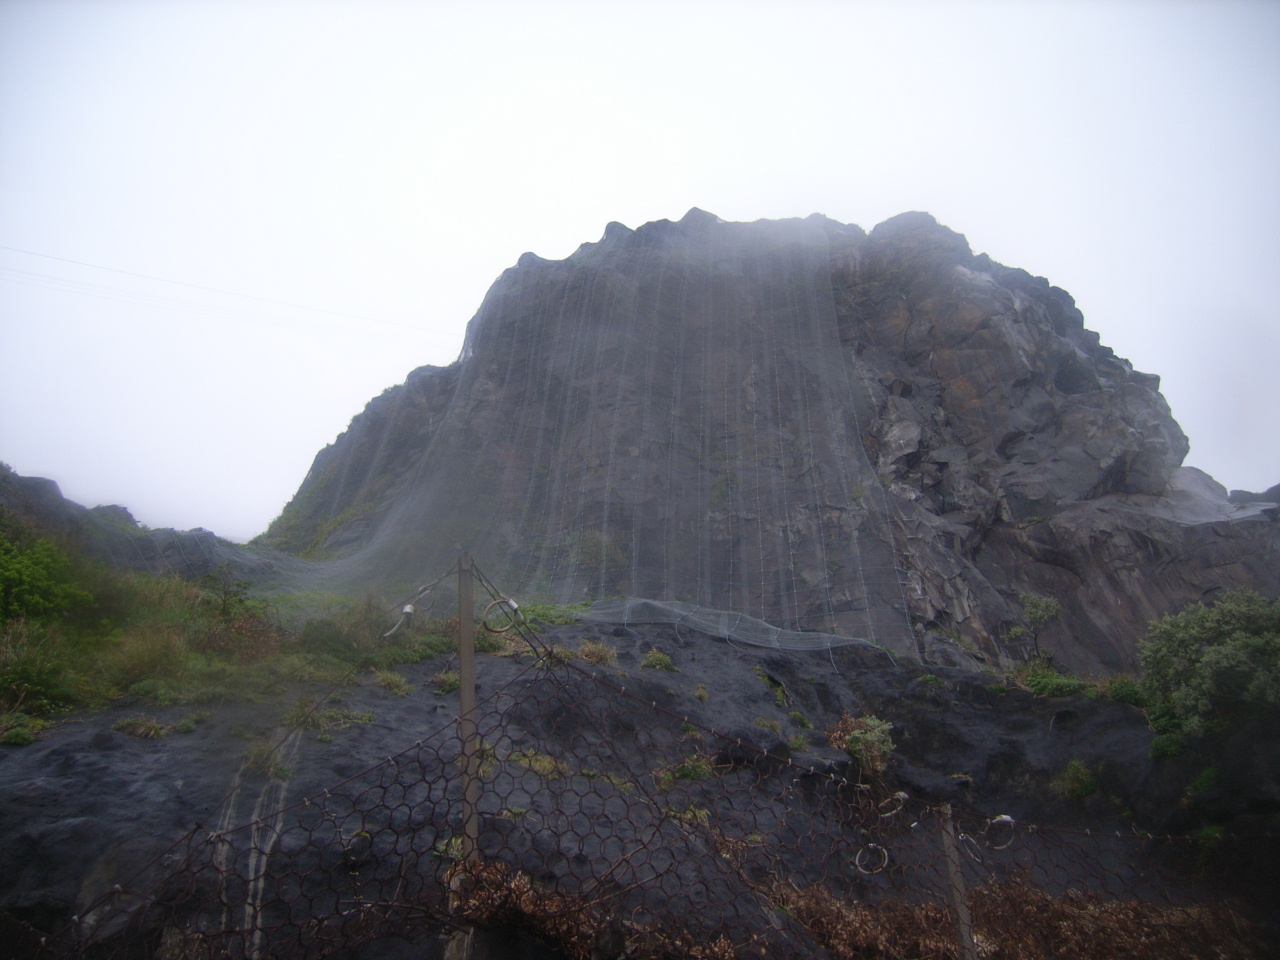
[0,243,424,334]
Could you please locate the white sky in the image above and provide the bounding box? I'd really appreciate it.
[1,0,1277,543]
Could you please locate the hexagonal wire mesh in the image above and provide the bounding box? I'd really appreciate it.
[40,562,1273,960]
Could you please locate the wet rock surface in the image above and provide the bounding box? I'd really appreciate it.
[250,210,1278,672]
[3,620,1276,956]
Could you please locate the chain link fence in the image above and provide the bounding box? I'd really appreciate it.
[36,562,1272,960]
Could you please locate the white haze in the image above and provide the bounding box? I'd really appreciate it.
[1,0,1277,543]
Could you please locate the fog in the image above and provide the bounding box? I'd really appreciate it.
[2,0,1277,542]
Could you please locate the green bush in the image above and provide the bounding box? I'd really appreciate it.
[1019,658,1085,698]
[0,523,90,623]
[828,714,895,778]
[641,649,676,671]
[1140,589,1280,736]
[1053,759,1097,800]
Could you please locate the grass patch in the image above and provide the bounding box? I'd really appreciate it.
[1053,758,1098,800]
[695,683,708,703]
[672,805,711,826]
[0,711,48,745]
[828,714,895,779]
[641,649,676,671]
[514,749,570,780]
[520,601,591,626]
[112,713,170,738]
[754,665,789,707]
[282,695,374,730]
[788,710,812,729]
[577,639,615,666]
[1014,658,1086,698]
[244,740,289,780]
[374,669,411,696]
[655,753,717,791]
[430,670,461,695]
[754,716,781,735]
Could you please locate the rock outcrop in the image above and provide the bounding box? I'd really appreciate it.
[257,210,1279,674]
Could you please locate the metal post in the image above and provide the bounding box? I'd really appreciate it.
[458,554,479,862]
[939,804,978,960]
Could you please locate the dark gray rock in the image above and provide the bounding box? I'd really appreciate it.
[254,211,1275,672]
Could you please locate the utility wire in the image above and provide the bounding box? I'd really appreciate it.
[0,242,424,334]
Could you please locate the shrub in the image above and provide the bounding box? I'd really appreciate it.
[1018,658,1085,698]
[112,714,169,738]
[1053,759,1097,800]
[0,522,91,623]
[655,753,716,790]
[1096,673,1146,707]
[828,714,895,778]
[520,601,590,626]
[578,639,615,666]
[375,669,410,696]
[1140,589,1280,736]
[641,649,676,671]
[514,749,569,779]
[431,670,461,695]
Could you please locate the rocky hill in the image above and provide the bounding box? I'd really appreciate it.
[256,210,1279,674]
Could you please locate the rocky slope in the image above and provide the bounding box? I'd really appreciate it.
[3,619,1275,958]
[256,210,1279,674]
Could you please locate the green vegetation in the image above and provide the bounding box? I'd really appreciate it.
[788,711,812,729]
[1016,658,1086,698]
[430,670,461,695]
[0,499,516,744]
[244,739,290,780]
[1006,594,1063,659]
[112,713,169,738]
[514,749,570,779]
[828,714,895,779]
[1053,759,1097,800]
[520,601,591,626]
[0,711,48,745]
[577,638,615,666]
[1139,589,1280,738]
[374,669,410,696]
[641,649,676,671]
[753,665,789,707]
[694,683,709,703]
[655,753,717,791]
[672,805,711,826]
[754,717,782,735]
[282,695,374,731]
[0,520,91,623]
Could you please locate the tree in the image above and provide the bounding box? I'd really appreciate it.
[1139,589,1280,736]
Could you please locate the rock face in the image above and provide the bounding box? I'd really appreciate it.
[259,210,1280,673]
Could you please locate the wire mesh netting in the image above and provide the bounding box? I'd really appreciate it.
[579,597,896,655]
[37,565,1272,960]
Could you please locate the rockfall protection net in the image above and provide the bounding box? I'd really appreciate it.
[579,597,895,655]
[298,214,917,652]
[38,566,1273,960]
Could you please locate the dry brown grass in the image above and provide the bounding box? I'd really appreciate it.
[444,859,745,959]
[769,879,1265,960]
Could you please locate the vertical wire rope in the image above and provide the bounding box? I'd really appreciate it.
[819,240,915,643]
[596,235,657,599]
[629,239,668,598]
[661,257,692,601]
[565,258,613,599]
[489,261,546,589]
[776,238,835,630]
[799,226,878,642]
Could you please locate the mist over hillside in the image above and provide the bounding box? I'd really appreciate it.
[251,210,1279,674]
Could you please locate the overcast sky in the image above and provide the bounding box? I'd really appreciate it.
[1,0,1277,543]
